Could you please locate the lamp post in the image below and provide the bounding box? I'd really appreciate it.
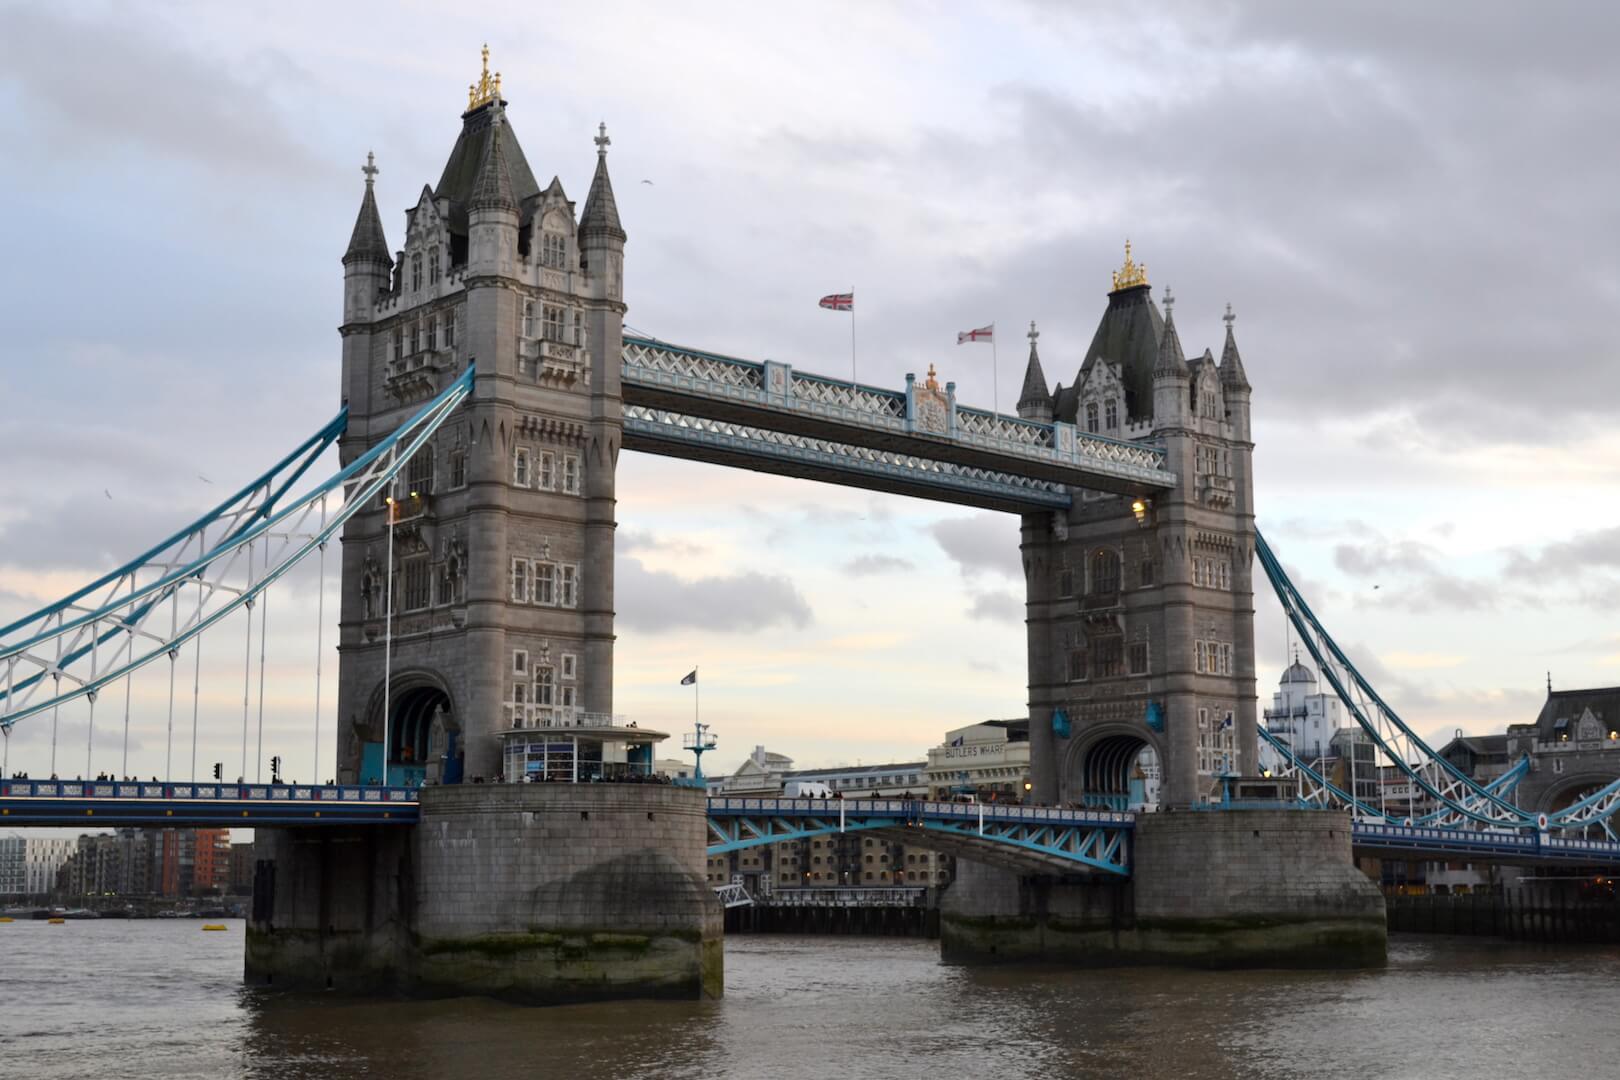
[381,479,397,786]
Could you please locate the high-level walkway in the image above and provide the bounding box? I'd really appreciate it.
[620,336,1176,511]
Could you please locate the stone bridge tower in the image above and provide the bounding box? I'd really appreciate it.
[333,53,625,785]
[1018,246,1258,809]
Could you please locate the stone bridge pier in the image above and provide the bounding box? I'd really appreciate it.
[940,809,1386,969]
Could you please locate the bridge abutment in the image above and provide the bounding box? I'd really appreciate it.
[940,809,1385,969]
[247,784,722,1002]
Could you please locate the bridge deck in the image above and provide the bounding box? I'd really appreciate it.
[620,337,1176,508]
[0,779,419,827]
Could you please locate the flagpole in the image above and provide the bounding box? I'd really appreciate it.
[991,322,999,416]
[694,664,700,731]
[849,287,857,389]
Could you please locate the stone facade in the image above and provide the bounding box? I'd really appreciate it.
[335,90,624,785]
[940,810,1385,969]
[1018,273,1257,810]
[247,784,721,1002]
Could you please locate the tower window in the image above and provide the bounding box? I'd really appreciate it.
[1128,641,1149,676]
[560,565,578,608]
[543,305,566,341]
[411,253,422,292]
[561,653,577,680]
[539,452,556,491]
[534,562,556,606]
[1090,549,1120,595]
[1092,635,1124,678]
[1086,402,1099,434]
[445,310,457,347]
[427,316,439,352]
[574,311,587,349]
[1058,567,1074,598]
[541,232,567,269]
[449,450,466,490]
[429,247,441,284]
[407,447,434,495]
[510,558,530,604]
[513,649,528,675]
[401,557,430,612]
[513,448,530,487]
[522,299,538,339]
[392,331,402,364]
[1105,399,1118,430]
[1138,559,1155,588]
[535,668,555,707]
[562,453,581,494]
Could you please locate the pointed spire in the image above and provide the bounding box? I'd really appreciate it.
[344,151,391,265]
[469,109,516,212]
[1219,302,1250,390]
[1154,286,1188,377]
[1016,320,1053,419]
[580,121,625,243]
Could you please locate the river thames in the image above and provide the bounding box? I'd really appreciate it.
[4,921,1618,1079]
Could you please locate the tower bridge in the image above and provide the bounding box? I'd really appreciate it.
[5,50,1620,1001]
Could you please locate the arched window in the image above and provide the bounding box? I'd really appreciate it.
[428,247,440,284]
[411,253,422,292]
[1090,548,1120,595]
[1105,399,1119,430]
[1086,402,1099,433]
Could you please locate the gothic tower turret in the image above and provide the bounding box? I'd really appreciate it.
[332,50,627,785]
[1016,321,1054,423]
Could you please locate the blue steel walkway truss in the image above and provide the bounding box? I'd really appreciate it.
[705,797,1134,876]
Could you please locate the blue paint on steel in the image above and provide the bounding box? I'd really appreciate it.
[1144,701,1164,732]
[1051,708,1071,738]
[0,779,418,827]
[1,367,475,727]
[705,797,1134,875]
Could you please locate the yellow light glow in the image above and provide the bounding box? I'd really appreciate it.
[384,496,395,505]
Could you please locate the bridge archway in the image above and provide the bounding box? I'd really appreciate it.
[363,671,457,785]
[1062,724,1162,812]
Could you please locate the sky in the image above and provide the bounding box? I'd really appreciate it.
[1,0,1618,791]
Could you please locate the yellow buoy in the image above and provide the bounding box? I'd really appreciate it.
[0,915,14,923]
[47,917,66,925]
[202,924,228,931]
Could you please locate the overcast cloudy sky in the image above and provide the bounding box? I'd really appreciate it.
[1,1,1617,783]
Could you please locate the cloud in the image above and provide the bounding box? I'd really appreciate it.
[615,556,812,633]
[966,591,1022,624]
[841,554,913,577]
[1502,525,1620,584]
[929,514,1022,580]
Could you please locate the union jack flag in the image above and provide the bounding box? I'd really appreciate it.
[956,324,994,344]
[818,292,854,311]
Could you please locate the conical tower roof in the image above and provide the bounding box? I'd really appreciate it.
[580,122,625,242]
[469,112,517,213]
[1017,321,1052,415]
[1219,304,1251,391]
[344,152,391,265]
[1154,289,1188,377]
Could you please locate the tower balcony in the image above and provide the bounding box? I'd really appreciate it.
[1199,473,1234,507]
[520,335,583,382]
[386,350,450,402]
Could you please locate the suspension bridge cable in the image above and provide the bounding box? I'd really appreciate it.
[191,580,203,782]
[313,499,328,785]
[255,538,269,782]
[50,674,59,777]
[85,626,100,779]
[240,536,258,783]
[121,656,132,779]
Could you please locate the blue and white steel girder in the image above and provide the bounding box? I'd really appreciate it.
[621,336,1175,493]
[705,797,1133,875]
[1350,821,1620,866]
[0,778,419,827]
[1254,530,1620,833]
[0,367,475,729]
[623,405,1073,510]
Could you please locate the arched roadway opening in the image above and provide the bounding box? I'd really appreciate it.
[362,671,457,786]
[1063,725,1162,812]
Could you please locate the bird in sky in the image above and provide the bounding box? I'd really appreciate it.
[640,179,653,185]
[197,474,212,484]
[103,489,112,499]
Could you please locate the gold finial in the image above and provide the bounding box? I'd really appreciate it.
[1110,238,1149,292]
[925,363,940,391]
[467,43,502,111]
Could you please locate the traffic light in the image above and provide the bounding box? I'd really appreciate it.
[271,756,282,782]
[212,762,222,780]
